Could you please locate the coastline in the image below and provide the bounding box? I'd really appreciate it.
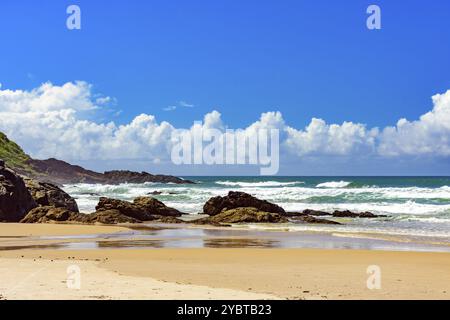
[0,223,449,300]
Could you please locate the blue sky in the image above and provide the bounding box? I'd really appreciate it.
[0,0,449,175]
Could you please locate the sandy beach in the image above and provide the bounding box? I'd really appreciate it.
[0,223,449,300]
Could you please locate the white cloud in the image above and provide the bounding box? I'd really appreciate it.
[179,100,194,108]
[378,90,450,157]
[0,81,449,168]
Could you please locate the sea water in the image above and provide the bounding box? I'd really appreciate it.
[63,176,450,241]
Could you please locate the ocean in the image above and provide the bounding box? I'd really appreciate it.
[63,176,450,242]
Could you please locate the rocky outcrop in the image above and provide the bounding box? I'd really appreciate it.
[20,206,85,224]
[95,196,183,221]
[203,191,286,216]
[0,161,37,222]
[20,206,140,224]
[102,171,194,185]
[23,178,79,212]
[27,158,195,185]
[332,210,386,218]
[87,209,141,224]
[194,207,288,225]
[289,215,341,225]
[301,209,332,216]
[95,197,156,221]
[156,216,184,224]
[133,197,183,217]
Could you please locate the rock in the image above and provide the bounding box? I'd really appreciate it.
[0,159,5,168]
[290,215,341,225]
[194,207,288,225]
[0,166,37,222]
[88,210,141,224]
[20,206,85,224]
[302,209,331,216]
[95,197,156,221]
[332,210,386,218]
[21,206,140,224]
[155,216,184,224]
[133,196,183,217]
[102,170,194,185]
[203,191,286,216]
[23,178,79,212]
[148,191,163,195]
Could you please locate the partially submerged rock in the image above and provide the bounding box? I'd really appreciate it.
[290,215,341,225]
[194,207,288,225]
[24,178,79,212]
[332,210,386,218]
[0,164,37,222]
[203,191,285,216]
[301,209,332,216]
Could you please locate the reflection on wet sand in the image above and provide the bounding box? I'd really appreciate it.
[203,238,279,248]
[1,222,449,252]
[97,239,165,249]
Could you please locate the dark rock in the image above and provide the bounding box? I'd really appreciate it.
[290,215,341,225]
[148,191,163,195]
[302,209,331,216]
[203,191,286,216]
[0,159,5,168]
[0,166,37,222]
[332,210,386,218]
[194,207,288,225]
[102,170,194,185]
[133,196,183,217]
[27,157,194,185]
[95,197,155,221]
[23,178,79,212]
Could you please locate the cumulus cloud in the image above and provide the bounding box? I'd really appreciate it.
[378,90,450,156]
[0,81,449,168]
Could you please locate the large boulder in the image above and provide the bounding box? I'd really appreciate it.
[88,209,141,224]
[133,196,182,217]
[23,178,79,212]
[203,191,286,216]
[0,163,37,222]
[20,206,86,224]
[194,207,288,225]
[95,197,155,221]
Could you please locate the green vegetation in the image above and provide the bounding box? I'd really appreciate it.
[0,132,34,174]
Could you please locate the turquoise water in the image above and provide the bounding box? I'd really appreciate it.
[63,176,450,241]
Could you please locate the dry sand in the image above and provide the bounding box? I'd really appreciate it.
[0,223,449,300]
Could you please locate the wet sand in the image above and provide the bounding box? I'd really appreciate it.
[0,223,449,300]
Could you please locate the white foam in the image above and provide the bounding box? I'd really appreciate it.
[316,181,351,188]
[215,180,304,187]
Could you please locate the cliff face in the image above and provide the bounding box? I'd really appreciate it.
[0,132,193,185]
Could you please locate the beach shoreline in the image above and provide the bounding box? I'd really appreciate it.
[0,223,449,300]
